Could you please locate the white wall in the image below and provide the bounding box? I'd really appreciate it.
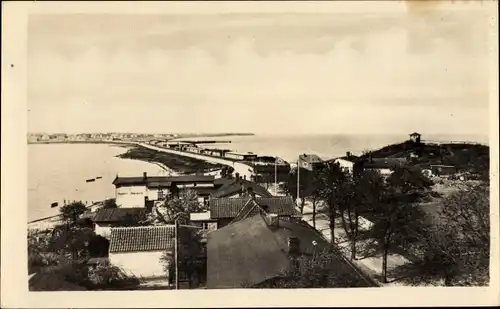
[116,185,147,208]
[95,223,112,239]
[109,250,170,279]
[334,158,354,173]
[147,188,159,200]
[377,168,393,175]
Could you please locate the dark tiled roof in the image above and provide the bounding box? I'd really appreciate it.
[209,196,298,219]
[109,225,175,253]
[146,181,172,188]
[113,175,214,186]
[211,179,272,198]
[93,207,147,223]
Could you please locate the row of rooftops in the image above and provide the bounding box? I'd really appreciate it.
[112,173,215,187]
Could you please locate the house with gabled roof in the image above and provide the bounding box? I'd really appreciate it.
[210,177,272,199]
[113,173,215,208]
[206,213,371,289]
[108,225,176,280]
[108,225,203,284]
[191,196,300,230]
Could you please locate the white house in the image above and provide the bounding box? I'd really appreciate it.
[108,226,175,280]
[113,173,215,208]
[333,158,356,174]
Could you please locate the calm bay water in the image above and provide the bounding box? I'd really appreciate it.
[28,144,166,222]
[28,133,488,222]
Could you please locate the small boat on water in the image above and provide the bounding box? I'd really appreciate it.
[50,202,58,208]
[86,178,96,183]
[96,176,102,180]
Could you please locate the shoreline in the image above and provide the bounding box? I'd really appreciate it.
[117,145,225,175]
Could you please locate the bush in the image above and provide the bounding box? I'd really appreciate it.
[87,262,141,289]
[60,201,87,222]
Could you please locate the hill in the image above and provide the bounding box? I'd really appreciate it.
[361,140,489,180]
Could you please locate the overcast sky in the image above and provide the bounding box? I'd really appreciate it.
[28,6,491,135]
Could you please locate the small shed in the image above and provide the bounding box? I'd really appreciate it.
[108,225,176,280]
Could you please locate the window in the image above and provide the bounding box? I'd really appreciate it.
[202,223,209,230]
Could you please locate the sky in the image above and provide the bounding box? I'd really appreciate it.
[27,5,491,135]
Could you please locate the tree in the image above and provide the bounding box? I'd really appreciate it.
[86,261,141,290]
[149,190,206,225]
[103,198,117,209]
[220,166,234,178]
[246,247,370,288]
[161,228,205,288]
[412,183,489,286]
[283,167,311,214]
[28,229,68,274]
[48,224,95,261]
[318,162,351,244]
[59,201,87,222]
[308,168,327,228]
[342,169,386,260]
[370,166,433,283]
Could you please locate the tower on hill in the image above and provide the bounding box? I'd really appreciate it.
[409,132,421,144]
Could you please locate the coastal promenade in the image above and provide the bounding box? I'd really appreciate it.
[136,143,254,179]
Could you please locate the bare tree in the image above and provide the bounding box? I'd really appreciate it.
[318,162,351,244]
[370,166,433,283]
[414,183,489,286]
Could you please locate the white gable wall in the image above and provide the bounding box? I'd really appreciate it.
[95,223,112,239]
[109,250,171,280]
[116,185,147,208]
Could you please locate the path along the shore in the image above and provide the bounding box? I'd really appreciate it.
[137,143,254,180]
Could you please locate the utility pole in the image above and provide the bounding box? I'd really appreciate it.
[296,159,300,203]
[274,157,278,196]
[174,219,179,290]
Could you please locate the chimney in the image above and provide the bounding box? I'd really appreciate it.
[235,172,240,180]
[288,236,300,256]
[143,172,148,180]
[346,151,351,158]
[368,152,373,163]
[267,213,279,227]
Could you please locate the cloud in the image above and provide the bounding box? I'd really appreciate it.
[28,12,490,135]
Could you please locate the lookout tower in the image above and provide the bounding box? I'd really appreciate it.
[409,132,421,144]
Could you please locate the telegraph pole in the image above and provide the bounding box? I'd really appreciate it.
[296,159,300,203]
[274,157,278,195]
[174,219,179,290]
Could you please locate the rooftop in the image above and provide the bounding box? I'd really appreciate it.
[299,153,323,164]
[113,175,215,187]
[207,213,367,288]
[211,179,272,198]
[93,207,147,223]
[109,225,175,253]
[209,196,298,219]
